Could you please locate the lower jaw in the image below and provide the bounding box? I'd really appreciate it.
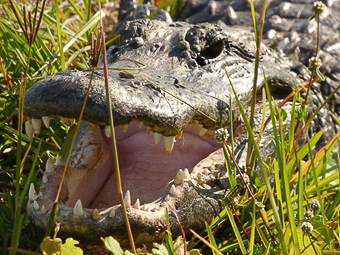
[27,121,228,245]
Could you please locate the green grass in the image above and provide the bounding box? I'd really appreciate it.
[0,0,339,254]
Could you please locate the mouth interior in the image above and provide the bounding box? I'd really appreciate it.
[62,122,221,209]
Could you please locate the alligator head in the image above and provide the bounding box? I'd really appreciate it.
[24,18,301,246]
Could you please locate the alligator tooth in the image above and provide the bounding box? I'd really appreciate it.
[139,121,143,128]
[42,176,48,184]
[41,205,47,215]
[174,169,184,185]
[122,124,129,133]
[46,158,55,173]
[25,120,34,141]
[61,117,72,126]
[134,199,140,210]
[105,126,111,137]
[163,136,175,153]
[73,199,84,216]
[176,130,183,140]
[141,205,147,211]
[124,190,131,209]
[33,201,40,211]
[165,195,170,202]
[199,128,208,137]
[183,168,190,179]
[55,156,64,167]
[169,184,176,195]
[32,118,42,135]
[153,132,162,144]
[196,124,203,132]
[92,209,99,220]
[202,183,211,189]
[206,129,215,138]
[203,168,211,175]
[29,183,38,201]
[109,208,115,218]
[145,126,152,135]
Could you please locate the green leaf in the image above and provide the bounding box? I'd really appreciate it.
[173,236,185,255]
[165,208,174,254]
[295,227,321,254]
[188,250,202,255]
[316,68,325,81]
[280,108,287,122]
[102,236,124,255]
[152,242,169,255]
[60,238,83,255]
[40,237,62,255]
[311,215,335,244]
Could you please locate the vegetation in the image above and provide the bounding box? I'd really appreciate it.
[0,0,339,254]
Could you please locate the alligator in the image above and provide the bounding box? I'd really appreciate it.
[24,0,339,250]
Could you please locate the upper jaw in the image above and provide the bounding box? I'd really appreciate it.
[23,66,230,137]
[23,19,299,136]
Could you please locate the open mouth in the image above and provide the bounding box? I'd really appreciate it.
[27,117,227,244]
[61,121,221,208]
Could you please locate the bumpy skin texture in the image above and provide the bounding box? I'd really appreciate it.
[179,0,340,138]
[24,0,339,248]
[24,20,300,135]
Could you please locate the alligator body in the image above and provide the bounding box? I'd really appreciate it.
[24,0,339,248]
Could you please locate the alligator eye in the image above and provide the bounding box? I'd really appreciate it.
[200,40,224,60]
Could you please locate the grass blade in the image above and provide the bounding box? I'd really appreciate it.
[190,230,223,255]
[276,102,300,253]
[165,209,174,254]
[297,160,303,223]
[67,0,85,22]
[223,203,247,254]
[62,10,103,53]
[205,222,219,255]
[306,136,333,249]
[290,130,340,182]
[53,0,65,70]
[224,64,288,251]
[248,203,256,255]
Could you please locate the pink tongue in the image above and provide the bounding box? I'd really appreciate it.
[90,123,220,208]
